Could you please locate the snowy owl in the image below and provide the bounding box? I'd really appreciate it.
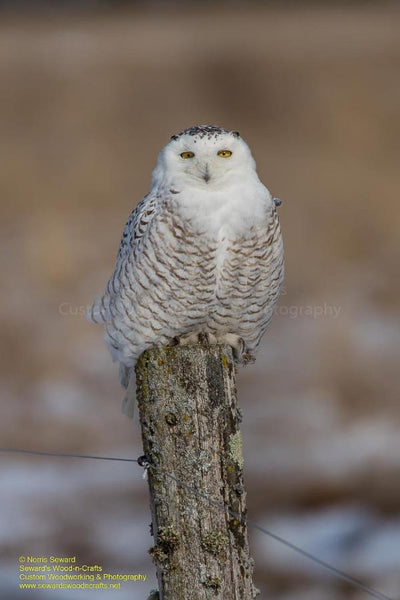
[88,125,284,416]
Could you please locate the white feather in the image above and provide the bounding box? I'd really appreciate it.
[88,126,284,416]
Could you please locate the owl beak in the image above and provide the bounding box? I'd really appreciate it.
[203,164,210,183]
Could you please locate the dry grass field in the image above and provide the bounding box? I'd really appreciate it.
[1,4,399,599]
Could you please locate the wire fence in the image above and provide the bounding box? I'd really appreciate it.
[0,447,394,600]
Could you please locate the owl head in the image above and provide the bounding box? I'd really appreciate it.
[152,125,258,190]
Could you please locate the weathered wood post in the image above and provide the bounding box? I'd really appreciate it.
[135,341,257,600]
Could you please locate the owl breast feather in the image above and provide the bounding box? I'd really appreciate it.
[89,192,283,371]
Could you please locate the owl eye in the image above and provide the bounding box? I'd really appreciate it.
[217,150,232,158]
[180,151,195,159]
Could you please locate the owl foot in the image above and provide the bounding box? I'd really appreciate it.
[172,331,201,346]
[171,331,254,364]
[171,331,218,347]
[198,331,219,345]
[216,333,255,365]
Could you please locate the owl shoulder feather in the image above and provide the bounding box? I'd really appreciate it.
[116,193,162,262]
[88,193,163,324]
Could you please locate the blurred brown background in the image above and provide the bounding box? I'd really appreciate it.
[1,2,399,599]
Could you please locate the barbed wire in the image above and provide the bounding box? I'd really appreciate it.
[0,448,138,463]
[0,447,394,600]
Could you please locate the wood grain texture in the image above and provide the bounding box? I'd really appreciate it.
[136,343,257,600]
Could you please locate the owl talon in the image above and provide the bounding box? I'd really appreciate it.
[173,331,202,346]
[216,333,251,364]
[173,331,219,347]
[198,332,218,346]
[175,332,251,363]
[242,351,256,366]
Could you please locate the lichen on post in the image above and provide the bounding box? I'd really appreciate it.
[136,342,257,600]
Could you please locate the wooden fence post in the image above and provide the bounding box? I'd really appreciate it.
[135,341,258,600]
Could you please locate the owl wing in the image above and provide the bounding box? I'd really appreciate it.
[88,193,162,325]
[117,193,161,261]
[257,203,285,329]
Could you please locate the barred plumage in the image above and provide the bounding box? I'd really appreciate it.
[88,125,284,415]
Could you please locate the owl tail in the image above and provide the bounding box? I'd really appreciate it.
[120,364,137,419]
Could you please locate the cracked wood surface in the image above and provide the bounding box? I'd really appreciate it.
[135,343,257,600]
